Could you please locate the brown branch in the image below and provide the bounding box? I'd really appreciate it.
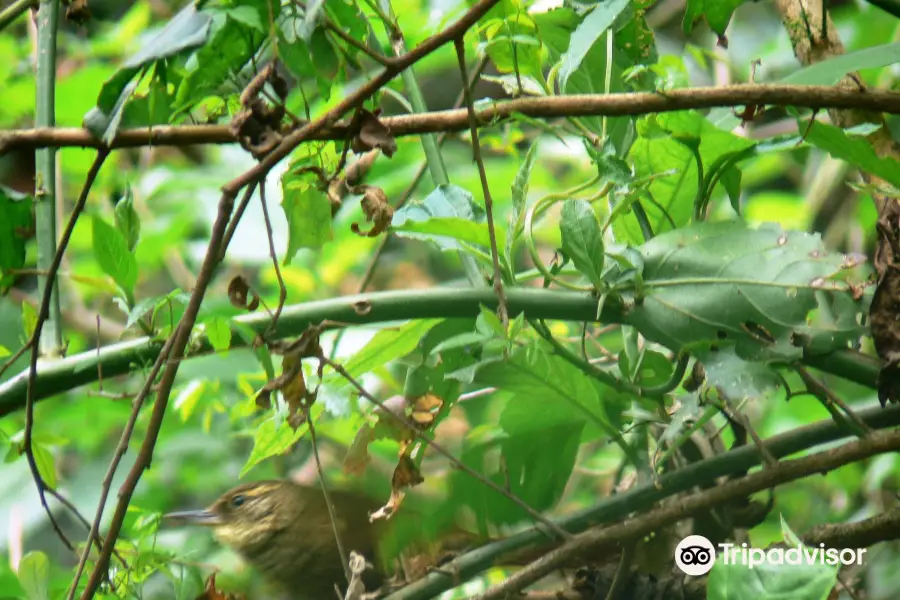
[76,186,240,600]
[5,85,900,152]
[803,504,900,550]
[76,2,503,596]
[23,150,110,556]
[472,427,900,600]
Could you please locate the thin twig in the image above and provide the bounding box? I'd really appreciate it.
[259,178,286,335]
[321,355,571,540]
[453,38,508,329]
[307,412,352,584]
[76,177,247,598]
[796,366,872,436]
[24,150,109,556]
[218,182,258,262]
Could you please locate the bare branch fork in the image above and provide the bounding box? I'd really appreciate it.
[4,85,900,152]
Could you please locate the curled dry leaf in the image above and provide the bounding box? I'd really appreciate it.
[409,393,443,427]
[227,276,260,311]
[351,185,393,238]
[259,325,326,424]
[231,63,287,160]
[370,453,424,522]
[351,108,397,157]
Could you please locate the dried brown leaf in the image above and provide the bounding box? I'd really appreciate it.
[351,108,397,157]
[351,186,393,238]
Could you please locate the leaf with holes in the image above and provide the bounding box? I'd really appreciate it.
[618,221,862,360]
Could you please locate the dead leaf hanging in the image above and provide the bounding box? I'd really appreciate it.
[351,185,394,238]
[351,108,398,157]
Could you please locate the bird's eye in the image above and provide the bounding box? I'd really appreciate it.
[231,494,246,508]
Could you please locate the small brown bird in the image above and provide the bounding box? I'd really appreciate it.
[165,480,387,599]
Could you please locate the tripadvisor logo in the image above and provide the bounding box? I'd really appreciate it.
[674,535,867,576]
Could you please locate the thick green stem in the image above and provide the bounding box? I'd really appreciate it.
[0,0,35,31]
[0,288,881,414]
[33,0,62,356]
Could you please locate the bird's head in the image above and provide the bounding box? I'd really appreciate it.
[165,480,294,554]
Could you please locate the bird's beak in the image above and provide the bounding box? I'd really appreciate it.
[163,509,223,527]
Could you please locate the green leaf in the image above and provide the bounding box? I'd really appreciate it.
[707,555,838,600]
[204,316,232,352]
[85,3,213,141]
[340,319,443,380]
[299,0,325,41]
[560,199,604,288]
[16,551,49,600]
[21,301,37,340]
[92,215,138,298]
[125,295,162,330]
[683,0,743,37]
[174,0,280,112]
[619,221,857,357]
[0,187,33,292]
[558,0,630,92]
[392,184,486,251]
[508,140,539,257]
[779,42,900,85]
[114,184,141,252]
[700,347,782,400]
[615,112,755,244]
[174,379,208,421]
[241,418,307,477]
[474,344,617,434]
[802,121,900,189]
[32,443,56,489]
[391,217,504,253]
[453,345,617,524]
[481,15,544,84]
[281,172,333,261]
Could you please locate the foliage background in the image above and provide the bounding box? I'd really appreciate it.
[0,0,898,598]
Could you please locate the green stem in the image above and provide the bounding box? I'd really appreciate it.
[0,288,882,414]
[33,0,62,356]
[0,0,34,32]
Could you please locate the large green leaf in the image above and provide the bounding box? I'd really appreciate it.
[558,0,630,92]
[450,345,620,526]
[281,173,333,261]
[84,3,213,141]
[16,551,49,600]
[620,221,860,358]
[174,0,279,112]
[0,187,33,292]
[802,121,900,189]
